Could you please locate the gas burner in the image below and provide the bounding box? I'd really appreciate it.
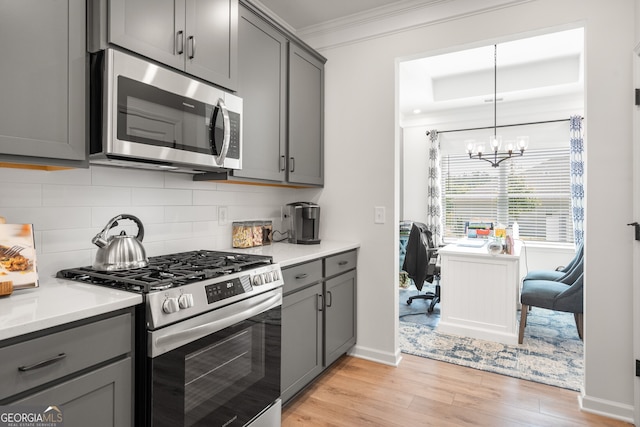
[56,250,273,294]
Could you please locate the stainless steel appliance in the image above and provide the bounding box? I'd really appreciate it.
[58,250,282,427]
[284,202,321,244]
[90,48,242,173]
[92,214,148,271]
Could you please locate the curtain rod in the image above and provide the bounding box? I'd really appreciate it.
[425,117,583,136]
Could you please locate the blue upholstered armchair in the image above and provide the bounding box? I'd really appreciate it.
[523,242,583,282]
[518,256,584,344]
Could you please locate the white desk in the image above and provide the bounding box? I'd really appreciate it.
[437,240,522,345]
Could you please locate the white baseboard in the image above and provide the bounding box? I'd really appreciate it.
[579,390,635,424]
[348,344,402,366]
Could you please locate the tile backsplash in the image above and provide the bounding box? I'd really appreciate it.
[0,165,319,278]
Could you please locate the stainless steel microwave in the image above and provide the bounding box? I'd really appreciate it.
[89,49,242,173]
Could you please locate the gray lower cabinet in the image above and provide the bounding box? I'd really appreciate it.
[0,0,87,169]
[281,250,357,403]
[14,358,132,427]
[281,282,323,403]
[92,0,238,91]
[0,310,134,427]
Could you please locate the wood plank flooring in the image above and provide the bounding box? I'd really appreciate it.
[282,354,632,427]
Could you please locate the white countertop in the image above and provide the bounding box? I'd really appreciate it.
[0,279,142,342]
[0,241,358,342]
[228,240,360,267]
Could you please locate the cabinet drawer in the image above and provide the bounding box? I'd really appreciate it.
[325,250,357,278]
[282,260,322,294]
[0,313,131,400]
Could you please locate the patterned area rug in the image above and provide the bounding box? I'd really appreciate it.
[399,285,583,391]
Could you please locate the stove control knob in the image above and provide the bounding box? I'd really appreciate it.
[271,270,280,281]
[253,274,263,286]
[178,293,194,309]
[263,272,272,283]
[162,297,180,314]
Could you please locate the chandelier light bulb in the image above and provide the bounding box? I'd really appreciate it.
[517,136,529,151]
[465,139,476,155]
[489,135,502,152]
[505,141,515,153]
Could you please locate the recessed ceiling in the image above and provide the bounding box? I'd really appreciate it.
[399,28,584,126]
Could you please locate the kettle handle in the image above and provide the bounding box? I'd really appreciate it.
[115,214,145,242]
[94,214,145,246]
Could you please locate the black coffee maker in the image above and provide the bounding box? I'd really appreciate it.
[284,202,320,244]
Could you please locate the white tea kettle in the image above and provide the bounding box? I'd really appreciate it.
[92,214,148,271]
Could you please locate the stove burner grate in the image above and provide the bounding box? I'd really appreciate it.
[56,250,272,293]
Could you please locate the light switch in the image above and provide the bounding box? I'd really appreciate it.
[374,206,386,224]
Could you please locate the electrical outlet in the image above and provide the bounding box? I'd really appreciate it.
[218,206,228,225]
[374,206,386,224]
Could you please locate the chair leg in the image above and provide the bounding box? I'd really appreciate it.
[574,313,584,340]
[518,304,528,344]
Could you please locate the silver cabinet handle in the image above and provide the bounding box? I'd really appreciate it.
[295,273,308,280]
[326,291,333,308]
[176,30,184,54]
[338,260,348,266]
[290,157,295,173]
[18,353,67,372]
[317,294,324,311]
[280,155,286,172]
[188,35,196,59]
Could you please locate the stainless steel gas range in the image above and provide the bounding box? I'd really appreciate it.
[58,250,283,427]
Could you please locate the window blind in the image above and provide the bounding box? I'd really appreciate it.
[441,147,573,243]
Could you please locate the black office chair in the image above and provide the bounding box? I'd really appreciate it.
[402,222,440,313]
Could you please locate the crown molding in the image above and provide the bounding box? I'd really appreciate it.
[297,0,534,51]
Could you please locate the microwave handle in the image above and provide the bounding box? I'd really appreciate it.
[214,98,231,166]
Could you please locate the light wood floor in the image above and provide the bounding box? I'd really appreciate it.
[282,354,632,427]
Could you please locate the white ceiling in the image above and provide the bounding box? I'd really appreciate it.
[252,1,584,129]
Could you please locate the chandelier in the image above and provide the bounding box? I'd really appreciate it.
[465,44,529,167]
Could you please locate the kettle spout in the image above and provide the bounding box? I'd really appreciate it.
[92,233,109,248]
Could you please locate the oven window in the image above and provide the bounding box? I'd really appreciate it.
[150,307,280,427]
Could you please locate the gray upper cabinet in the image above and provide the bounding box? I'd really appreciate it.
[0,0,87,169]
[105,0,238,90]
[232,5,287,182]
[288,44,324,186]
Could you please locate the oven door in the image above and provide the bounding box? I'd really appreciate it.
[147,289,281,427]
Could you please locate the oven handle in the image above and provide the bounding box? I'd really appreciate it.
[150,291,281,357]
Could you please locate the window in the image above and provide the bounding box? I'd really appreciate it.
[442,147,572,243]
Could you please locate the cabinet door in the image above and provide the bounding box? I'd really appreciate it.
[13,358,133,427]
[232,5,287,182]
[0,0,87,167]
[281,283,323,403]
[325,270,357,367]
[185,0,238,90]
[288,44,324,186]
[109,0,185,71]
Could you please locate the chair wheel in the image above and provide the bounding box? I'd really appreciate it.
[427,306,434,313]
[406,299,412,305]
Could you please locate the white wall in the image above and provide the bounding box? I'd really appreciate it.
[0,166,320,279]
[313,0,635,422]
